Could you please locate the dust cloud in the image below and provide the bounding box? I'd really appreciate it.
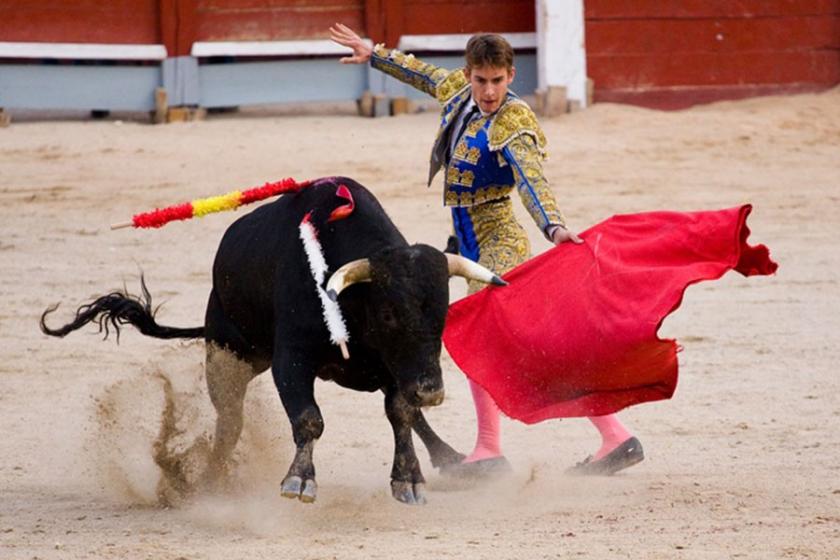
[89,343,291,508]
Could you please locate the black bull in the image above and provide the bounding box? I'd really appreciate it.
[41,177,505,505]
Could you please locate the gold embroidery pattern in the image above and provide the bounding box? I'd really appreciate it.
[462,116,486,140]
[452,140,481,165]
[446,167,459,185]
[442,116,487,172]
[507,134,566,231]
[462,170,475,187]
[445,184,512,206]
[371,46,449,98]
[488,100,547,154]
[452,141,469,161]
[435,70,469,104]
[466,147,481,164]
[462,199,530,294]
[447,167,475,187]
[452,116,487,165]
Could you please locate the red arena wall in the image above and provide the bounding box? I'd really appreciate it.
[0,1,532,52]
[193,0,367,43]
[585,0,840,108]
[188,0,533,47]
[2,1,837,109]
[0,1,161,45]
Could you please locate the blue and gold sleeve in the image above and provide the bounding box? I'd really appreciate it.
[503,134,566,238]
[370,45,468,103]
[489,101,566,238]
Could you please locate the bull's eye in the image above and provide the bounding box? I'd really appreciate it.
[379,306,398,328]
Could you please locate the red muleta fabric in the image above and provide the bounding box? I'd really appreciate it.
[442,205,778,424]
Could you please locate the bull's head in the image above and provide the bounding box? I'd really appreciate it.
[326,244,505,407]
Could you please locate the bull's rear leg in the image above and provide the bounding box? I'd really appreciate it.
[413,412,465,469]
[385,388,427,505]
[273,345,322,503]
[204,342,260,486]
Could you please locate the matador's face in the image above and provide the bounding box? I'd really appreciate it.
[465,65,516,115]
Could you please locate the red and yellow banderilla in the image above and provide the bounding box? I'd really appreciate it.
[110,177,310,230]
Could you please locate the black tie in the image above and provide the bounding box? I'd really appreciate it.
[448,104,478,162]
[455,105,478,144]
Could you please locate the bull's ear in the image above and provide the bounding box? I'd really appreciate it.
[445,254,508,286]
[326,258,372,301]
[444,235,460,255]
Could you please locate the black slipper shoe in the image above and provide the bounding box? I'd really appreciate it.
[440,456,513,480]
[565,437,644,476]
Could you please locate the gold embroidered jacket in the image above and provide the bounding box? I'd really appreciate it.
[370,45,566,234]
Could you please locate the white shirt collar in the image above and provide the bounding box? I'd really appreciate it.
[467,96,497,118]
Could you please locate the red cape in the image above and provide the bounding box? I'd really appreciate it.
[442,205,777,424]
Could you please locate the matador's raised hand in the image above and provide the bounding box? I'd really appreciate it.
[329,23,372,64]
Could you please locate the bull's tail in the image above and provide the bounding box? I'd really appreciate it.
[40,276,204,342]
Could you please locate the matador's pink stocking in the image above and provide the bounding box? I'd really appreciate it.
[589,414,633,460]
[463,379,503,463]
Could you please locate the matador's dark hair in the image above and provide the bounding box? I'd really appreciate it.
[465,34,514,70]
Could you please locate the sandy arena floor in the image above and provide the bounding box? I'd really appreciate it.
[1,88,839,559]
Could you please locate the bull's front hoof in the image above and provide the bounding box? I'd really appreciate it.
[390,480,427,505]
[280,475,318,503]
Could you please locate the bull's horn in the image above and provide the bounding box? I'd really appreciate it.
[326,258,372,301]
[445,254,508,286]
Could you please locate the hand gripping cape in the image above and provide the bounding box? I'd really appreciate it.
[442,205,778,424]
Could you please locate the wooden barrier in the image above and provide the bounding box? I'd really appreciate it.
[584,0,840,108]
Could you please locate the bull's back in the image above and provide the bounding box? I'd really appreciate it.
[209,178,405,350]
